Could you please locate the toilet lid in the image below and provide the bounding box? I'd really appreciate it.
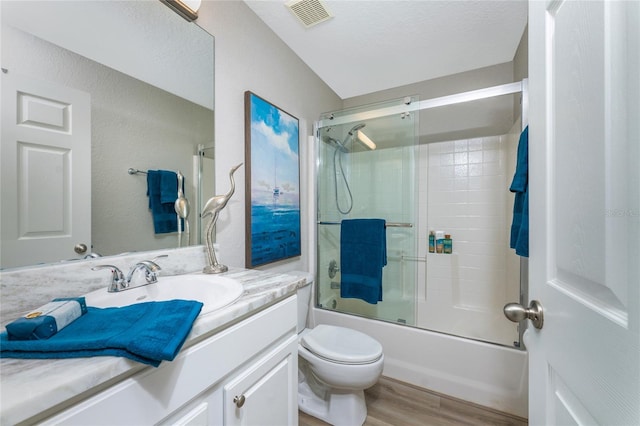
[300,325,383,364]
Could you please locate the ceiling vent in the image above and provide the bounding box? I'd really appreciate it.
[285,0,333,28]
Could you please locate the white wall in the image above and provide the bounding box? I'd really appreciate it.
[196,1,342,274]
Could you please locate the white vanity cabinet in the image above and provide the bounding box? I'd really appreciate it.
[39,296,298,426]
[223,336,297,425]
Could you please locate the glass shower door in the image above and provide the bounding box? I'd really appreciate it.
[316,97,419,326]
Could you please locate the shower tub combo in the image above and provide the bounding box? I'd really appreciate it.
[312,81,529,418]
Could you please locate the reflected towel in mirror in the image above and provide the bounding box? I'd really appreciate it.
[147,170,179,234]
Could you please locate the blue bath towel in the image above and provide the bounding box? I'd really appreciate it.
[147,170,179,234]
[340,219,387,304]
[0,300,203,367]
[510,126,529,257]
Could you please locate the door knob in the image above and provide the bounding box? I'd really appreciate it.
[74,243,88,254]
[503,300,544,329]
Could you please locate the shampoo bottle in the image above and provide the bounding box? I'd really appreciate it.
[435,231,444,253]
[444,234,453,254]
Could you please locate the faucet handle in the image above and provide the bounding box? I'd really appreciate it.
[139,260,162,273]
[92,265,126,292]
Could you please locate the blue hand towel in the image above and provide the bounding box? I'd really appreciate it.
[0,300,202,367]
[147,170,179,234]
[509,126,529,257]
[340,219,387,304]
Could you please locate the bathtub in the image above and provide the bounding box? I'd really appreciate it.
[311,304,528,418]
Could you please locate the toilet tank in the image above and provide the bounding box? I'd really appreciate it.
[296,272,314,333]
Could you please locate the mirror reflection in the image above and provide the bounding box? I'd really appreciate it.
[0,1,214,269]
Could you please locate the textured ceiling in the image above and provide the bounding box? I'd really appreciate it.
[244,0,528,99]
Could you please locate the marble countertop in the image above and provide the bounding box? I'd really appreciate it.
[0,266,308,425]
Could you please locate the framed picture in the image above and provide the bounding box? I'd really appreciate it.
[244,91,301,267]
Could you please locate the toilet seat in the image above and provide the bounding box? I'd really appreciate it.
[300,324,383,365]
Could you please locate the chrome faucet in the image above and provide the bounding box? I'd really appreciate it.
[125,260,162,288]
[92,255,168,292]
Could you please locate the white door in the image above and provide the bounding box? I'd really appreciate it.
[527,0,639,424]
[1,72,91,268]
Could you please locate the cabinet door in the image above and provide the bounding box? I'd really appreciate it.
[224,336,298,426]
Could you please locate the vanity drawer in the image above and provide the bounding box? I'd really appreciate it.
[40,295,297,425]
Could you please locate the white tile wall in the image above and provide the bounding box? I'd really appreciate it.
[420,132,521,346]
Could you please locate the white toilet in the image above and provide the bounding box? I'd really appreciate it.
[296,275,384,426]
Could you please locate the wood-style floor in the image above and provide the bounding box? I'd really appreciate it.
[298,376,528,426]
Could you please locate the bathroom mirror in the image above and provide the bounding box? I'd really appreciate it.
[0,1,214,269]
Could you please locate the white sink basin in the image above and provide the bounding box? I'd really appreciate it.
[85,275,244,315]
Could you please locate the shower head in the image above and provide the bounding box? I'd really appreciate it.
[322,123,372,153]
[347,123,366,136]
[323,135,349,153]
[342,123,366,148]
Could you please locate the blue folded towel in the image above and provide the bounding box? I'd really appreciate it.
[6,297,87,340]
[147,170,179,234]
[0,300,202,367]
[510,126,529,257]
[340,219,387,304]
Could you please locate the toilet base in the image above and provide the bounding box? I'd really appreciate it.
[298,378,367,426]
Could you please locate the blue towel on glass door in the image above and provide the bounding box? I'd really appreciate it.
[0,300,202,367]
[509,126,529,257]
[147,170,179,234]
[340,219,387,304]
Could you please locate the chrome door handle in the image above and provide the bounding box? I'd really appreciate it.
[503,300,544,329]
[74,243,88,254]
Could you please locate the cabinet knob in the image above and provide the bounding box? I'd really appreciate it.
[233,395,246,408]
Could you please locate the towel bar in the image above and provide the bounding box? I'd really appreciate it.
[317,221,413,228]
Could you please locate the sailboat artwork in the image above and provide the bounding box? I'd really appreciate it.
[244,91,301,267]
[272,161,281,203]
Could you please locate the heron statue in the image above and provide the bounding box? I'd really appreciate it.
[201,163,243,274]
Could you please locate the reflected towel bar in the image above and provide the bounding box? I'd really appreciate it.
[128,168,148,175]
[318,221,413,228]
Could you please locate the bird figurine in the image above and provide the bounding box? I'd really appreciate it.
[201,163,243,274]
